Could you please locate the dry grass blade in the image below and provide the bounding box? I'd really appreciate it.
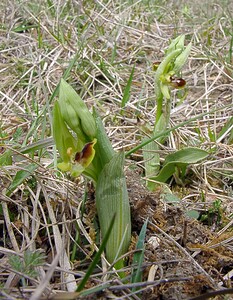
[2,202,20,252]
[40,183,76,292]
[30,251,60,300]
[148,220,217,288]
[0,0,233,299]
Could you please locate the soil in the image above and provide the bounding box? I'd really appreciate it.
[124,167,233,300]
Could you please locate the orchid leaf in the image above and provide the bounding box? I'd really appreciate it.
[95,152,131,265]
[152,147,209,183]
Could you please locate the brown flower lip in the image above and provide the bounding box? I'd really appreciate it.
[169,76,186,88]
[74,141,95,162]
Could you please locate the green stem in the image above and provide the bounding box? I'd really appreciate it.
[126,104,232,157]
[155,93,163,125]
[163,97,171,128]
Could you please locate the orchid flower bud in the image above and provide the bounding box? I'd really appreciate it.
[53,99,97,178]
[52,101,77,165]
[155,36,191,100]
[58,79,96,141]
[173,42,192,73]
[165,34,185,55]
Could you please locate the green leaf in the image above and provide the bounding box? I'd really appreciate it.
[153,147,209,183]
[142,114,168,190]
[142,138,160,191]
[208,125,216,142]
[24,249,45,268]
[160,82,171,99]
[131,218,148,292]
[0,150,12,166]
[121,64,135,108]
[59,79,96,139]
[164,147,209,165]
[8,249,45,279]
[185,210,200,219]
[52,101,77,161]
[153,113,168,142]
[95,152,131,264]
[92,108,115,172]
[7,163,38,196]
[8,254,22,272]
[76,214,116,292]
[166,35,185,55]
[173,42,192,73]
[163,193,181,203]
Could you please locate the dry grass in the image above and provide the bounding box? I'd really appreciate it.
[0,0,233,299]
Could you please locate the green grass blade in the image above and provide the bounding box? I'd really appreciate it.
[0,149,12,166]
[76,214,116,292]
[131,218,148,292]
[6,163,38,196]
[12,22,38,32]
[121,64,135,108]
[216,116,233,143]
[125,104,232,157]
[19,137,54,155]
[49,50,82,104]
[79,282,111,297]
[227,31,233,63]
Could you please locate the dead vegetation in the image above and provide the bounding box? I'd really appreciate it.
[0,0,233,299]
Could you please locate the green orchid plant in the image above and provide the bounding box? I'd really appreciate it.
[154,35,191,124]
[143,35,208,190]
[53,82,98,180]
[53,79,131,271]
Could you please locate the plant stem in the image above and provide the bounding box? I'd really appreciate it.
[155,93,163,125]
[126,104,232,157]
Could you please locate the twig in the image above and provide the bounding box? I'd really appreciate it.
[149,220,217,288]
[108,276,193,291]
[189,288,233,300]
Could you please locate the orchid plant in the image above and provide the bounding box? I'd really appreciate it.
[53,79,131,270]
[142,35,208,190]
